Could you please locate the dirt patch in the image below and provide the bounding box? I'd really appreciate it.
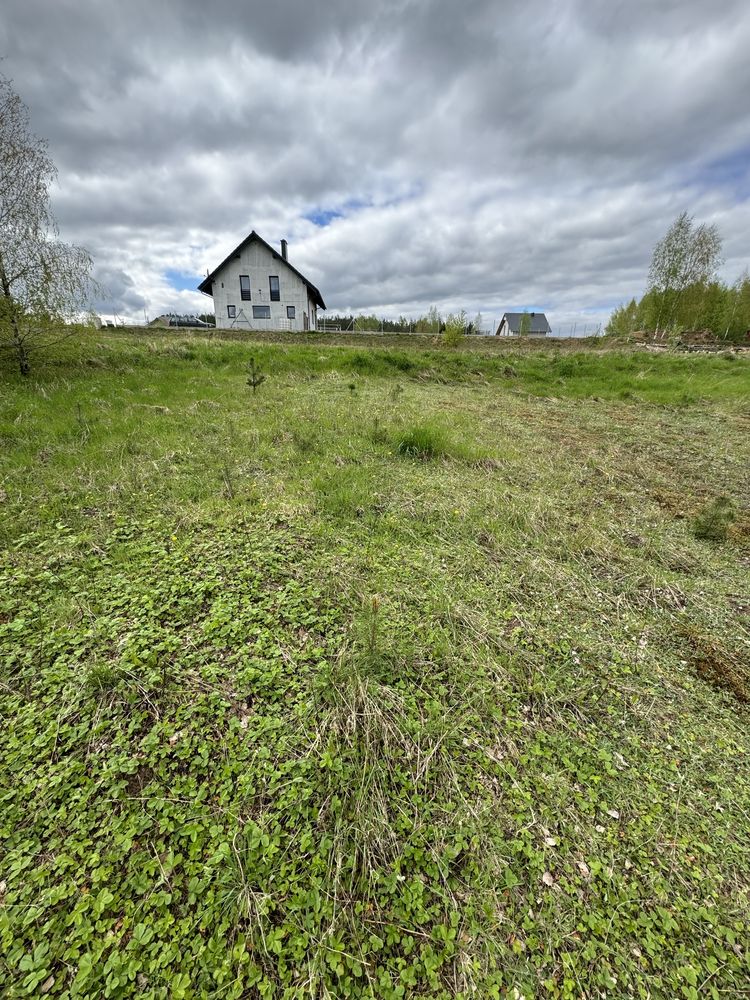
[679,625,749,704]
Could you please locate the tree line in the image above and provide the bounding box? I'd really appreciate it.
[606,213,749,341]
[321,307,487,335]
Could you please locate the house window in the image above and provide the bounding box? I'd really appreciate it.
[227,305,236,319]
[239,275,251,301]
[287,306,295,319]
[252,305,271,319]
[269,276,280,301]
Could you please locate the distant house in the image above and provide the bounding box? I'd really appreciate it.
[198,231,326,332]
[149,314,212,328]
[495,312,551,337]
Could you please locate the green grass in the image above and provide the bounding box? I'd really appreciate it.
[692,495,737,542]
[1,330,749,998]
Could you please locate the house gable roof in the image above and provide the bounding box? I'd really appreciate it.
[499,312,551,334]
[198,230,326,309]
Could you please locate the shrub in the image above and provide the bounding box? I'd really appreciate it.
[442,311,467,348]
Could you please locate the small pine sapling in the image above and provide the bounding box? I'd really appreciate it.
[692,495,736,542]
[246,357,266,394]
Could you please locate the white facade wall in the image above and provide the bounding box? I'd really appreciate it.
[208,241,318,331]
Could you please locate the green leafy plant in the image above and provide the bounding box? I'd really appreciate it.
[84,661,122,694]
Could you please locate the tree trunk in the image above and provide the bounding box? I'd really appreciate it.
[0,257,29,375]
[13,327,30,375]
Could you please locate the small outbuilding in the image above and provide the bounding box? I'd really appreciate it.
[198,231,326,332]
[495,312,551,337]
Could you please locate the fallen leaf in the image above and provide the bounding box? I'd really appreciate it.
[595,825,606,833]
[541,871,555,887]
[606,809,620,820]
[41,977,55,994]
[576,861,590,878]
[544,836,558,847]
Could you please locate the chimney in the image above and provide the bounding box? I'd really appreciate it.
[281,239,288,261]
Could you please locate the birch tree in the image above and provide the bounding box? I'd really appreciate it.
[0,74,94,375]
[646,212,722,335]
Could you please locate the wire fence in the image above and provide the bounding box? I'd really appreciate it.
[318,318,603,338]
[103,312,604,338]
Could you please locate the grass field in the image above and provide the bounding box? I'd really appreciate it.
[1,331,749,999]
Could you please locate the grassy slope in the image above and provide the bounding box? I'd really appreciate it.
[1,333,749,999]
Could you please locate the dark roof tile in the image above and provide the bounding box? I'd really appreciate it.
[198,230,326,309]
[499,312,551,333]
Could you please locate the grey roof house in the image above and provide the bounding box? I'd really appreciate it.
[495,312,551,337]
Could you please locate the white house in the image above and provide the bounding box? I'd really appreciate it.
[198,231,326,331]
[495,312,551,337]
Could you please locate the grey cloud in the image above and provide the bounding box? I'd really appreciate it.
[1,0,748,322]
[91,265,148,315]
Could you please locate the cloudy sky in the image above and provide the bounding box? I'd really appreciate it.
[2,0,749,332]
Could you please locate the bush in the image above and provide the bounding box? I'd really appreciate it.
[442,311,467,348]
